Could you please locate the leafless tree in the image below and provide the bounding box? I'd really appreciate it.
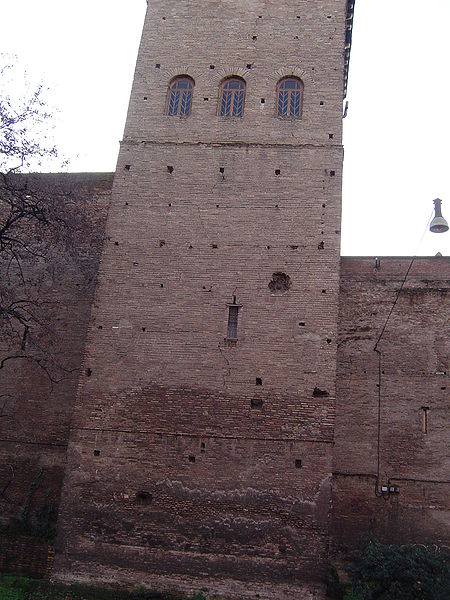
[0,59,83,390]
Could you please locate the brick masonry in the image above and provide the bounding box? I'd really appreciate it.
[332,257,449,556]
[0,173,112,529]
[0,2,448,599]
[52,2,347,598]
[0,535,54,580]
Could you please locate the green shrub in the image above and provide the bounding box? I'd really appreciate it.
[327,563,344,599]
[346,538,450,600]
[343,593,363,600]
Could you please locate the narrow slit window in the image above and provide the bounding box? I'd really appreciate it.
[227,305,239,339]
[167,76,194,116]
[277,77,303,118]
[421,407,429,434]
[219,78,246,117]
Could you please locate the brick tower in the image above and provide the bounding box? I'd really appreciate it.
[54,2,353,598]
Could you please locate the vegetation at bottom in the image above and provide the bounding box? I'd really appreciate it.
[0,574,206,600]
[2,538,449,600]
[327,538,450,600]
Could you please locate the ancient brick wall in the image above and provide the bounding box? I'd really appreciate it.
[332,257,450,556]
[53,2,349,598]
[4,3,449,597]
[0,173,112,531]
[0,535,54,580]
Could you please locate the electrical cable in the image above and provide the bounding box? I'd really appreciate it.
[374,209,434,353]
[372,208,434,496]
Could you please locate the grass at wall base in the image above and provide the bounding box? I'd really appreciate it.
[0,575,206,600]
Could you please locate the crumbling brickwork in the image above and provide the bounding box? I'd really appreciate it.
[332,257,450,556]
[53,2,349,598]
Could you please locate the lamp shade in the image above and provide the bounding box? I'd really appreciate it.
[430,198,449,233]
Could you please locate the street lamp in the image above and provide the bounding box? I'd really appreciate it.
[430,198,449,233]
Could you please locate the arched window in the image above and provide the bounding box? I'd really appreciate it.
[167,76,194,116]
[277,77,303,118]
[219,77,246,117]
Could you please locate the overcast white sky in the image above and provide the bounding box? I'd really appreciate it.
[1,0,449,256]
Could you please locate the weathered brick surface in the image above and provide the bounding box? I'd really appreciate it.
[0,535,53,580]
[2,2,449,598]
[0,173,112,525]
[53,1,348,598]
[332,257,450,555]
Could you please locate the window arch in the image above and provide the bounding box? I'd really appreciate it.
[219,77,246,117]
[167,76,194,117]
[277,77,303,118]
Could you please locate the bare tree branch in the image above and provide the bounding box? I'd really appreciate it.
[0,58,76,391]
